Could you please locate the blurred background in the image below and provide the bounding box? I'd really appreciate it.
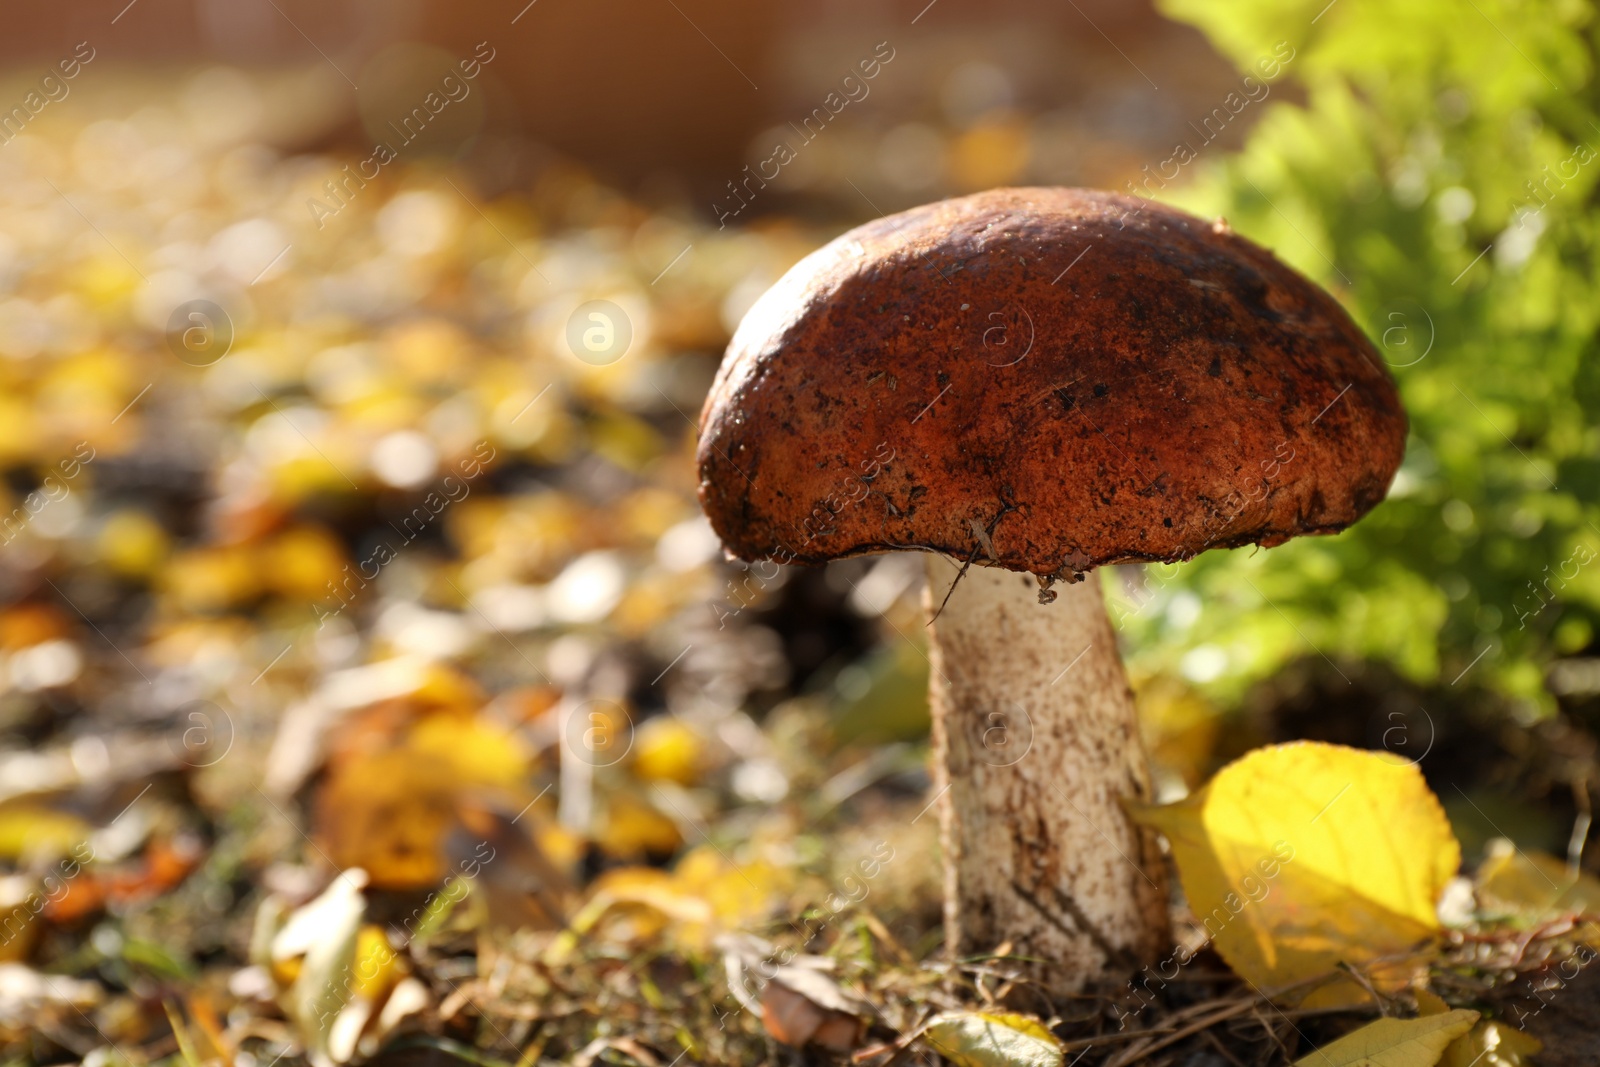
[2,0,1599,1061]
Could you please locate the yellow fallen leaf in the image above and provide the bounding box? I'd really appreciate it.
[921,1011,1063,1067]
[315,706,533,888]
[98,509,170,580]
[602,866,717,924]
[0,806,91,861]
[589,411,663,473]
[1416,991,1539,1067]
[1441,1021,1540,1067]
[0,396,39,467]
[612,571,693,636]
[1136,673,1222,791]
[1291,1010,1479,1067]
[409,663,490,713]
[1474,838,1600,920]
[595,793,684,859]
[350,925,402,1001]
[1414,990,1450,1015]
[261,525,349,603]
[673,847,787,934]
[545,867,708,964]
[163,545,262,613]
[0,880,41,961]
[269,454,362,505]
[592,867,712,926]
[387,318,471,388]
[405,711,528,789]
[631,717,705,786]
[549,847,788,963]
[616,486,689,546]
[1129,742,1460,1007]
[316,754,456,889]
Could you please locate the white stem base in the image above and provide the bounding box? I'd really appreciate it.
[925,557,1168,989]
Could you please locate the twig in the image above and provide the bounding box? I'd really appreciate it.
[1161,992,1257,1023]
[1334,961,1389,1012]
[1277,1004,1382,1020]
[1057,1028,1176,1052]
[1103,998,1261,1067]
[927,505,1014,625]
[859,907,917,967]
[1201,1028,1250,1067]
[927,545,980,625]
[1250,1004,1293,1061]
[1096,972,1344,1067]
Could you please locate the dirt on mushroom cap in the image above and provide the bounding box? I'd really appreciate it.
[696,187,1406,581]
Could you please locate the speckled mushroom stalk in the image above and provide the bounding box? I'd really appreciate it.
[696,188,1406,993]
[924,559,1168,977]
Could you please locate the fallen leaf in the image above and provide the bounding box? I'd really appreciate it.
[1290,1010,1479,1067]
[1417,989,1541,1067]
[547,867,708,965]
[162,544,262,612]
[264,872,368,1067]
[1129,741,1460,1007]
[350,924,403,1001]
[315,703,534,889]
[761,963,866,1052]
[373,975,430,1035]
[1414,990,1451,1015]
[0,878,42,961]
[550,848,787,961]
[38,871,105,927]
[106,835,204,904]
[1474,838,1600,920]
[631,716,706,786]
[920,1011,1064,1067]
[0,604,72,650]
[1136,673,1222,791]
[446,801,575,931]
[672,847,787,935]
[1442,1021,1541,1067]
[0,806,91,861]
[261,525,349,603]
[595,792,684,859]
[0,963,101,1032]
[97,509,170,579]
[580,867,712,925]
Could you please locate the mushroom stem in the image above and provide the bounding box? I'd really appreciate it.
[924,556,1168,989]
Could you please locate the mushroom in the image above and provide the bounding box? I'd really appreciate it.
[696,188,1405,989]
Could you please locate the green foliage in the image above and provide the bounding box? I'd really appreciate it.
[1118,0,1600,708]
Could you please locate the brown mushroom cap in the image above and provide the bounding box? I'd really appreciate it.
[697,187,1406,581]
